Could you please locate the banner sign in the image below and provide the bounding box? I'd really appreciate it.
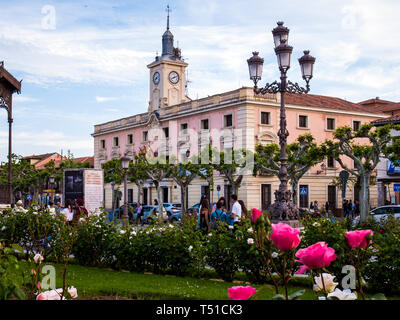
[388,160,400,175]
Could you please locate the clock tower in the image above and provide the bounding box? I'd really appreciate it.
[147,7,190,111]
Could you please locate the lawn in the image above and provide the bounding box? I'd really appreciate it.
[22,263,318,300]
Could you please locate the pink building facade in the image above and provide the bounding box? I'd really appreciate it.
[92,22,388,212]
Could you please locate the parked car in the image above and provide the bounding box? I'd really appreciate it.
[134,205,159,224]
[190,202,217,214]
[163,203,182,216]
[169,208,197,223]
[353,205,400,225]
[108,202,138,221]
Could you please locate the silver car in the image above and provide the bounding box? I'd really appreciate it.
[353,205,400,225]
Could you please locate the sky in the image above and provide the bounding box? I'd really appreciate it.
[1,0,400,162]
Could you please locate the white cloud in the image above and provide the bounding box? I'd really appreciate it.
[96,96,118,103]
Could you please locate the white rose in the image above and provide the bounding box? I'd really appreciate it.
[208,233,212,237]
[312,222,320,227]
[247,238,254,245]
[188,246,193,252]
[67,286,78,299]
[120,230,126,235]
[271,252,279,258]
[33,254,44,264]
[228,225,234,230]
[327,288,357,300]
[313,273,338,293]
[247,227,253,234]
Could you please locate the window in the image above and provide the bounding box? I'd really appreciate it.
[201,119,209,130]
[127,134,133,145]
[326,118,336,130]
[224,114,233,128]
[299,185,309,208]
[180,123,188,135]
[100,139,105,149]
[353,120,361,131]
[113,137,119,147]
[298,115,308,128]
[163,127,169,139]
[128,189,133,203]
[327,157,335,168]
[261,184,272,211]
[142,131,148,142]
[261,112,271,125]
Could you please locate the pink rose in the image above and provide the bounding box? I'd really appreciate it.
[36,293,47,300]
[228,286,257,300]
[296,242,337,271]
[37,281,42,289]
[251,208,262,223]
[345,230,374,249]
[270,223,301,251]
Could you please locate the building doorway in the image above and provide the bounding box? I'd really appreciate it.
[328,185,337,209]
[299,185,309,208]
[162,187,169,203]
[201,185,210,202]
[224,184,233,210]
[261,184,272,211]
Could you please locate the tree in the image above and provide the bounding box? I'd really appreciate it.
[102,158,124,212]
[213,148,253,197]
[169,155,200,214]
[127,157,149,204]
[324,123,400,222]
[254,134,325,205]
[136,152,171,219]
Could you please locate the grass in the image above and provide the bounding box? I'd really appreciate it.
[17,262,317,300]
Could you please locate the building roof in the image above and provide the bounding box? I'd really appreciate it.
[72,156,94,167]
[357,97,400,114]
[373,113,400,126]
[21,152,58,161]
[284,93,384,114]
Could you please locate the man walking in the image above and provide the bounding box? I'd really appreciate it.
[230,194,242,230]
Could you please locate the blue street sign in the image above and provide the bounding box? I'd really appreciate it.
[26,195,32,200]
[388,160,400,175]
[394,184,400,192]
[300,187,308,195]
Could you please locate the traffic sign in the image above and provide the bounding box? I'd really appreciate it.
[394,184,400,192]
[300,187,308,195]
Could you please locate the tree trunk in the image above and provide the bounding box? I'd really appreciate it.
[111,184,115,213]
[136,183,141,203]
[359,173,371,223]
[291,178,299,206]
[156,183,163,221]
[180,184,187,215]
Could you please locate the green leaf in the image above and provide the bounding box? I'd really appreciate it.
[288,289,305,300]
[370,293,387,300]
[272,294,286,300]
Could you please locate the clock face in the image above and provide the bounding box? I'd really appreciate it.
[153,72,160,85]
[169,71,179,84]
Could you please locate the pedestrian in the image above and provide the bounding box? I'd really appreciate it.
[55,201,62,214]
[354,200,360,217]
[154,199,158,206]
[72,198,88,223]
[136,201,143,224]
[309,202,314,210]
[198,206,210,234]
[238,200,248,219]
[48,201,56,215]
[210,202,227,230]
[230,194,242,230]
[343,199,348,218]
[15,200,27,213]
[62,199,74,225]
[212,197,227,213]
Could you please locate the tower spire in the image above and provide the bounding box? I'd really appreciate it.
[166,5,171,30]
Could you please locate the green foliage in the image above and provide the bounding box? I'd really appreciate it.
[0,242,25,300]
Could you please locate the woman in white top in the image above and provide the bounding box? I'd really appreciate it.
[62,199,74,224]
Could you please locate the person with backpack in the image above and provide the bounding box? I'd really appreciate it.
[210,202,227,230]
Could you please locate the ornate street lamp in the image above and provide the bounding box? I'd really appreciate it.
[247,21,316,221]
[121,156,131,225]
[49,175,55,203]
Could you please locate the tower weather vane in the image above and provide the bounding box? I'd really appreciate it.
[166,5,171,30]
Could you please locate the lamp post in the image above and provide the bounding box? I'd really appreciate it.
[247,21,316,221]
[121,156,131,225]
[49,175,55,203]
[0,98,12,204]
